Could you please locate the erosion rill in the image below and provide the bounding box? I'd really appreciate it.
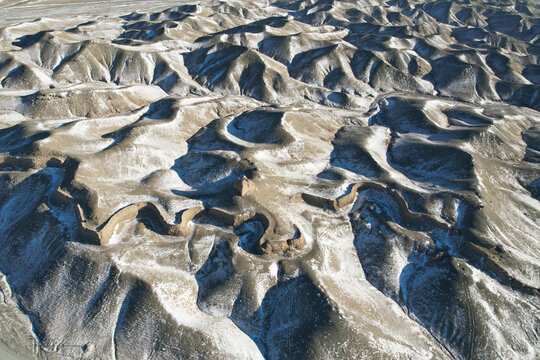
[0,0,539,359]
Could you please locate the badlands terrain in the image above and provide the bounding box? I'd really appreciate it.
[0,0,539,358]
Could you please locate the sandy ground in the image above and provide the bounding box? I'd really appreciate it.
[0,0,190,26]
[0,340,32,360]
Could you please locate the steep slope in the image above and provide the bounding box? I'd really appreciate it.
[0,0,539,359]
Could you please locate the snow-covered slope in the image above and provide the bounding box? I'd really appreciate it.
[0,0,539,359]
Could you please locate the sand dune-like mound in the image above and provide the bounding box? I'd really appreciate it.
[0,0,539,359]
